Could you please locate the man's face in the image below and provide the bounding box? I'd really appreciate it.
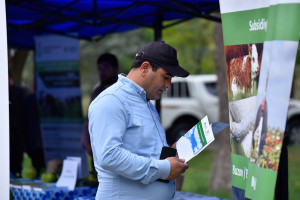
[145,66,172,100]
[98,61,117,83]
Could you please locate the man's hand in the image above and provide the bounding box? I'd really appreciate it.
[166,157,189,180]
[171,142,177,149]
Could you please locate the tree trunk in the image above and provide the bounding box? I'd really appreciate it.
[209,18,232,191]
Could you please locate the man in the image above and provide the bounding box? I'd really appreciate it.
[81,53,119,156]
[88,41,189,199]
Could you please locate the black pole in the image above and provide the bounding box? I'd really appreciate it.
[154,12,162,41]
[154,10,162,117]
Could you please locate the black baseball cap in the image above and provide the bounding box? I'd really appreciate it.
[133,41,189,77]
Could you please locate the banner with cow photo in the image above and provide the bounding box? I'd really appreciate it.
[34,35,88,177]
[219,0,300,199]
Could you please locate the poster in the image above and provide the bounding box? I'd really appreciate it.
[34,35,88,177]
[219,0,300,199]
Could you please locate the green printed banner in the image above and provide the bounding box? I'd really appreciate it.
[36,60,79,72]
[246,163,277,200]
[35,35,88,178]
[222,4,300,45]
[219,0,300,199]
[222,7,269,45]
[231,154,249,189]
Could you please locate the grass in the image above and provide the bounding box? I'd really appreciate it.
[288,145,300,200]
[181,146,300,200]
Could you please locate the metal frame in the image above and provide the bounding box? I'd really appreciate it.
[7,0,220,43]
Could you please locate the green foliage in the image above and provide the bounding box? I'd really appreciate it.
[161,18,216,74]
[78,29,151,117]
[256,127,282,170]
[79,29,151,98]
[77,19,217,116]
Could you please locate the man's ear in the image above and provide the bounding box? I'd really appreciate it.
[140,61,151,77]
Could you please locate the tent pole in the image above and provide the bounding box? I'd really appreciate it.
[0,0,9,198]
[154,11,162,117]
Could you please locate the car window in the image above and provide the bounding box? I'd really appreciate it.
[205,82,218,96]
[164,82,190,98]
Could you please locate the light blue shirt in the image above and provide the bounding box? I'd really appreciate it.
[88,74,176,200]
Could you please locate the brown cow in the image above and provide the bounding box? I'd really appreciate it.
[224,44,249,90]
[229,55,252,97]
[225,44,262,99]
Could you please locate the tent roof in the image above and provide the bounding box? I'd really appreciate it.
[7,0,220,49]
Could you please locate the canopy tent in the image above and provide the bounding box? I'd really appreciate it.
[4,2,225,198]
[7,0,221,115]
[6,0,220,49]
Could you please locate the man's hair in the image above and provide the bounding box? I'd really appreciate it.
[97,53,119,68]
[131,60,160,72]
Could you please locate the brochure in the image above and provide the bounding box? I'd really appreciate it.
[176,116,228,162]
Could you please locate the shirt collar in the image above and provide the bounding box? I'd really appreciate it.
[118,74,147,101]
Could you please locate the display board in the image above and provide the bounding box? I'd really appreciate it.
[219,0,300,199]
[35,35,88,177]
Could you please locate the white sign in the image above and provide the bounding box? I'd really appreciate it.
[66,156,82,179]
[56,159,79,190]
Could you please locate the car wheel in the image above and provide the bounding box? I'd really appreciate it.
[166,121,196,146]
[285,116,300,145]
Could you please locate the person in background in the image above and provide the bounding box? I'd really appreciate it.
[9,68,30,177]
[88,41,189,199]
[81,53,119,156]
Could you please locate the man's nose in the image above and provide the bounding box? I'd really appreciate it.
[165,78,172,88]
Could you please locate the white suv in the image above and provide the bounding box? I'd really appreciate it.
[159,74,300,146]
[159,74,220,145]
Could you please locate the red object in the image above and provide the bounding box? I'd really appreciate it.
[262,98,265,112]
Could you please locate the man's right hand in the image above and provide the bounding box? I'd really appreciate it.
[166,157,189,180]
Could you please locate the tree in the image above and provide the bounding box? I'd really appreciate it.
[209,17,232,192]
[161,18,216,74]
[79,29,150,116]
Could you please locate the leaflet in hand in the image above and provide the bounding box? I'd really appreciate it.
[176,116,214,162]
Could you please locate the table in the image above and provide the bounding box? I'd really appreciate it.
[10,178,97,200]
[74,191,227,200]
[174,191,228,200]
[10,178,227,200]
